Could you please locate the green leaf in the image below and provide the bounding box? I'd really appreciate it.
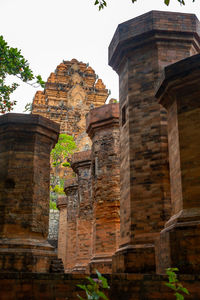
[97,291,109,300]
[77,284,88,291]
[175,292,184,300]
[164,0,170,5]
[165,283,176,291]
[178,286,189,295]
[86,276,96,285]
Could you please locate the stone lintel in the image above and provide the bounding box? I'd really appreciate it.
[71,150,91,173]
[86,103,119,139]
[156,53,200,109]
[108,10,200,73]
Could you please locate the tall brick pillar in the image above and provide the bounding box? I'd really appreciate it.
[108,11,200,273]
[0,113,59,272]
[57,195,68,267]
[71,151,92,273]
[86,103,120,274]
[63,178,78,272]
[156,54,200,273]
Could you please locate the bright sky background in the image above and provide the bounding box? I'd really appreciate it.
[1,0,200,113]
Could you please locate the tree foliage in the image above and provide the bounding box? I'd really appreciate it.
[77,270,110,300]
[0,35,45,114]
[51,134,77,169]
[94,0,195,10]
[165,268,189,300]
[50,133,77,198]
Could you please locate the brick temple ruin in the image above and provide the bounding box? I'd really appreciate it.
[0,10,200,300]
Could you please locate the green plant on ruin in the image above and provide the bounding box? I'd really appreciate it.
[49,199,58,210]
[0,35,45,114]
[165,268,189,300]
[50,133,77,205]
[77,270,110,300]
[51,133,77,173]
[94,0,195,10]
[50,177,65,197]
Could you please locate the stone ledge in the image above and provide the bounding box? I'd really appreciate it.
[86,103,119,138]
[0,113,60,133]
[109,10,200,72]
[72,150,91,164]
[156,53,200,108]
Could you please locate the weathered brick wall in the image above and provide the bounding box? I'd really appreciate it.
[86,103,120,274]
[156,53,200,274]
[1,273,200,300]
[109,10,200,273]
[0,113,60,273]
[57,196,68,267]
[61,179,79,272]
[71,151,92,273]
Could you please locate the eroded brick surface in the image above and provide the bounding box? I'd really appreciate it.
[71,151,92,273]
[109,10,200,273]
[62,179,78,272]
[86,103,120,273]
[156,54,200,274]
[0,113,60,272]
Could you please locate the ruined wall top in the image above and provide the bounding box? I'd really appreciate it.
[86,103,119,138]
[156,53,200,108]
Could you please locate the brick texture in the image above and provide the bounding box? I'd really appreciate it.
[71,151,92,273]
[109,10,200,273]
[156,53,200,273]
[62,179,78,272]
[57,195,68,267]
[86,103,120,273]
[0,113,60,272]
[1,273,200,300]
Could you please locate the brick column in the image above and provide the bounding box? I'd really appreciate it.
[71,150,92,273]
[63,178,78,272]
[156,54,200,273]
[108,10,200,273]
[0,113,59,272]
[86,103,120,274]
[57,195,68,267]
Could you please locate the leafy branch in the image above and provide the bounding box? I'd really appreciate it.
[165,268,189,300]
[0,35,45,113]
[77,270,110,300]
[94,0,195,10]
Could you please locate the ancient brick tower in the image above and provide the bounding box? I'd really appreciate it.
[32,59,109,151]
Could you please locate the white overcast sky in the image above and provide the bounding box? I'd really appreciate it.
[1,0,200,113]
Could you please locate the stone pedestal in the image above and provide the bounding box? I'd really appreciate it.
[0,113,59,272]
[86,103,120,274]
[156,54,200,274]
[63,178,78,272]
[71,151,92,273]
[109,10,200,273]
